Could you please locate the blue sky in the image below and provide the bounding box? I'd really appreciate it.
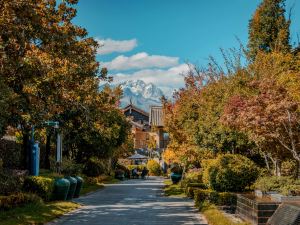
[73,0,300,94]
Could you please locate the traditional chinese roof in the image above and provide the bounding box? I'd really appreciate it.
[123,104,149,117]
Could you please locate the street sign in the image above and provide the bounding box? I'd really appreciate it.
[45,121,59,128]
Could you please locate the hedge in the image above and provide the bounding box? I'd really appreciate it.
[193,189,237,207]
[184,183,207,198]
[0,171,22,195]
[23,176,54,201]
[0,193,42,210]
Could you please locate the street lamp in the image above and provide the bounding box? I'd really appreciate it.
[45,121,62,173]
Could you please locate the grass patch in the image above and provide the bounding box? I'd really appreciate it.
[0,201,79,225]
[81,182,104,195]
[163,179,185,197]
[199,202,250,225]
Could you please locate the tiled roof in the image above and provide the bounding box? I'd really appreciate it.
[123,104,149,117]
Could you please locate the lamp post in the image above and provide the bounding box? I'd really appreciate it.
[45,121,61,173]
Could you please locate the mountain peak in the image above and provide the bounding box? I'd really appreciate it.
[118,80,163,112]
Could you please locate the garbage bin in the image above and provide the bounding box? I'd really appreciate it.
[73,176,83,198]
[65,176,77,200]
[53,178,70,201]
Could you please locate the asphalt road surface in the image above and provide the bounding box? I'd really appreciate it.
[48,177,208,225]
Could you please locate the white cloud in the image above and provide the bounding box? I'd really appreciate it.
[96,38,137,55]
[102,52,179,71]
[111,64,190,95]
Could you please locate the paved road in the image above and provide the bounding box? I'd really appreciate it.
[48,177,208,225]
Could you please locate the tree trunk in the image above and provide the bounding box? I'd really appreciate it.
[44,132,52,170]
[262,152,271,175]
[21,129,31,171]
[296,160,300,179]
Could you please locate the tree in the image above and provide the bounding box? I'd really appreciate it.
[163,62,254,166]
[0,0,131,170]
[222,52,300,176]
[248,0,290,60]
[147,136,157,158]
[0,77,11,137]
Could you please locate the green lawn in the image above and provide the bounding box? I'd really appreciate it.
[199,202,251,225]
[163,179,185,197]
[163,179,250,225]
[0,201,79,225]
[0,172,119,225]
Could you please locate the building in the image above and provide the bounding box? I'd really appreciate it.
[123,103,150,149]
[123,104,169,154]
[149,106,169,149]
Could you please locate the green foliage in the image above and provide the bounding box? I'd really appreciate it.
[254,176,300,196]
[185,184,207,198]
[82,157,108,177]
[184,169,203,183]
[0,193,42,211]
[0,77,11,137]
[147,159,162,176]
[0,139,22,169]
[193,189,237,207]
[248,0,290,59]
[0,201,79,225]
[163,180,184,196]
[281,160,297,177]
[170,163,183,174]
[61,158,83,176]
[0,171,23,195]
[23,176,54,201]
[127,165,145,171]
[203,154,259,192]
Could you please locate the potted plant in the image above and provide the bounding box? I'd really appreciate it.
[170,163,183,184]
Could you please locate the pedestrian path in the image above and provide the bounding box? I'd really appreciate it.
[48,177,208,225]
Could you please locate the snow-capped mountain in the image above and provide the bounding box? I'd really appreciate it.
[119,80,163,112]
[102,80,163,112]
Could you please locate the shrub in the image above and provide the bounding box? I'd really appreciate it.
[23,176,54,201]
[0,171,23,195]
[0,193,42,210]
[170,163,183,174]
[147,160,162,176]
[114,169,125,180]
[116,164,130,178]
[0,138,22,169]
[82,157,107,177]
[202,154,259,192]
[193,189,237,207]
[127,165,145,171]
[254,176,300,196]
[185,182,207,198]
[185,169,203,183]
[281,160,297,177]
[61,158,83,176]
[180,169,203,189]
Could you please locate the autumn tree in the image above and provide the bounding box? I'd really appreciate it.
[0,0,130,170]
[248,0,290,60]
[222,52,300,176]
